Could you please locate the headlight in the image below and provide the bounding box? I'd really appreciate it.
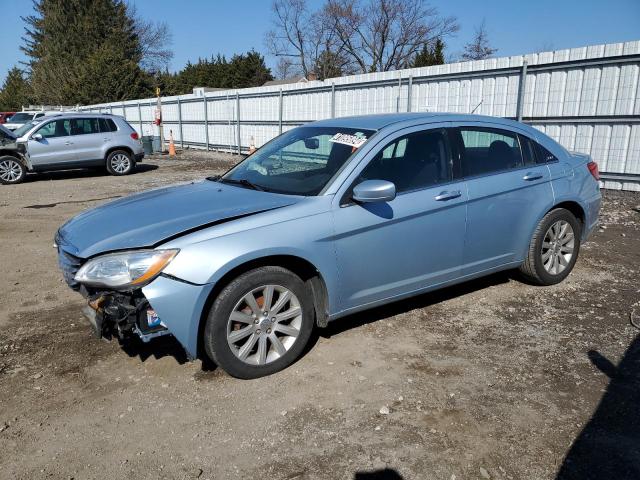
[74,249,179,289]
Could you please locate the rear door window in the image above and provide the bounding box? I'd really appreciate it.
[457,127,524,177]
[70,118,100,135]
[519,135,538,166]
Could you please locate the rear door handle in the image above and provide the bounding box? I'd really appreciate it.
[434,190,462,201]
[523,172,543,181]
[64,141,73,145]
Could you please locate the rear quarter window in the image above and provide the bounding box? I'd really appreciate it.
[535,143,559,164]
[98,118,118,132]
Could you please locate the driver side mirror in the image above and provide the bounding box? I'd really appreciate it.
[352,180,396,203]
[32,133,43,141]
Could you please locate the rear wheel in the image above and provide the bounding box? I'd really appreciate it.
[0,156,26,185]
[519,208,581,285]
[106,150,135,176]
[204,266,315,379]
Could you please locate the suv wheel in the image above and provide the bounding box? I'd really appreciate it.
[204,266,315,379]
[0,156,26,185]
[106,150,135,176]
[519,208,582,285]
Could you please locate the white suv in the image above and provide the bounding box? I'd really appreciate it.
[3,110,62,131]
[0,113,144,185]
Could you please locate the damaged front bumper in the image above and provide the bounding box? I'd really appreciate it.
[76,276,213,360]
[56,238,214,360]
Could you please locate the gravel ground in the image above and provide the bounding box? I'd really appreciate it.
[0,150,639,480]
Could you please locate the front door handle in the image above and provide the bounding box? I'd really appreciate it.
[434,190,462,201]
[64,141,73,145]
[523,172,543,181]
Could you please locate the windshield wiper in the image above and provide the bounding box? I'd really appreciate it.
[216,177,266,191]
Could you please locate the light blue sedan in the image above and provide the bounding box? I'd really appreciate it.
[56,113,601,378]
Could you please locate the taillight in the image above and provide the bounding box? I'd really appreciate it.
[587,161,600,181]
[130,132,139,140]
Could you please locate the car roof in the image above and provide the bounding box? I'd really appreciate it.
[34,112,118,120]
[311,112,536,134]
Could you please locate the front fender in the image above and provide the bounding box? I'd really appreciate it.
[161,210,340,313]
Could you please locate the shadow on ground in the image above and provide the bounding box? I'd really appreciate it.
[24,163,158,183]
[321,270,513,338]
[556,334,640,479]
[117,270,515,373]
[355,468,403,479]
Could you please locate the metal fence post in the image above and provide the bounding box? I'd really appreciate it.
[177,97,184,149]
[236,92,241,155]
[122,102,127,120]
[406,76,413,112]
[203,94,209,151]
[396,77,402,113]
[137,102,142,135]
[278,89,283,134]
[516,60,528,122]
[331,83,336,118]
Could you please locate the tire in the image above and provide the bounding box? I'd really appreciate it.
[105,150,135,176]
[204,266,315,379]
[0,155,26,185]
[519,208,582,285]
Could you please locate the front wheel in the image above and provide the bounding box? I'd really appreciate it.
[519,208,582,285]
[204,266,315,379]
[106,150,135,176]
[0,156,26,185]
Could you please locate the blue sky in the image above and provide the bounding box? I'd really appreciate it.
[1,0,639,84]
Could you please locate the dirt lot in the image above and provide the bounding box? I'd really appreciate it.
[1,151,639,480]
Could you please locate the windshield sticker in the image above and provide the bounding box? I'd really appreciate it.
[329,132,368,149]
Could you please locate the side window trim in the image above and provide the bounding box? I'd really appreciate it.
[339,125,456,207]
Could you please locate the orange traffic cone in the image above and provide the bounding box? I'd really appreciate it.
[249,136,256,154]
[169,130,176,156]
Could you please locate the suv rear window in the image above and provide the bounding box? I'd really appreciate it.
[98,118,117,133]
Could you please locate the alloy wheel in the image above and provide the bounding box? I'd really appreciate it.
[541,220,575,275]
[227,284,303,366]
[110,153,131,173]
[0,159,23,183]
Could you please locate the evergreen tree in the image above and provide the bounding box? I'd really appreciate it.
[21,0,151,104]
[412,39,445,68]
[169,51,273,94]
[0,67,32,110]
[228,50,273,88]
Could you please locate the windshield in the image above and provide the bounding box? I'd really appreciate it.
[12,119,43,137]
[220,126,375,196]
[9,113,35,123]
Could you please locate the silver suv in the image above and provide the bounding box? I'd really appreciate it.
[0,113,144,185]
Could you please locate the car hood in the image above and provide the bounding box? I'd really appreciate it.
[57,180,301,258]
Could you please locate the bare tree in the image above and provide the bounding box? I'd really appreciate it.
[267,0,454,77]
[461,19,497,61]
[128,5,174,72]
[275,57,297,79]
[324,0,459,73]
[265,0,313,77]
